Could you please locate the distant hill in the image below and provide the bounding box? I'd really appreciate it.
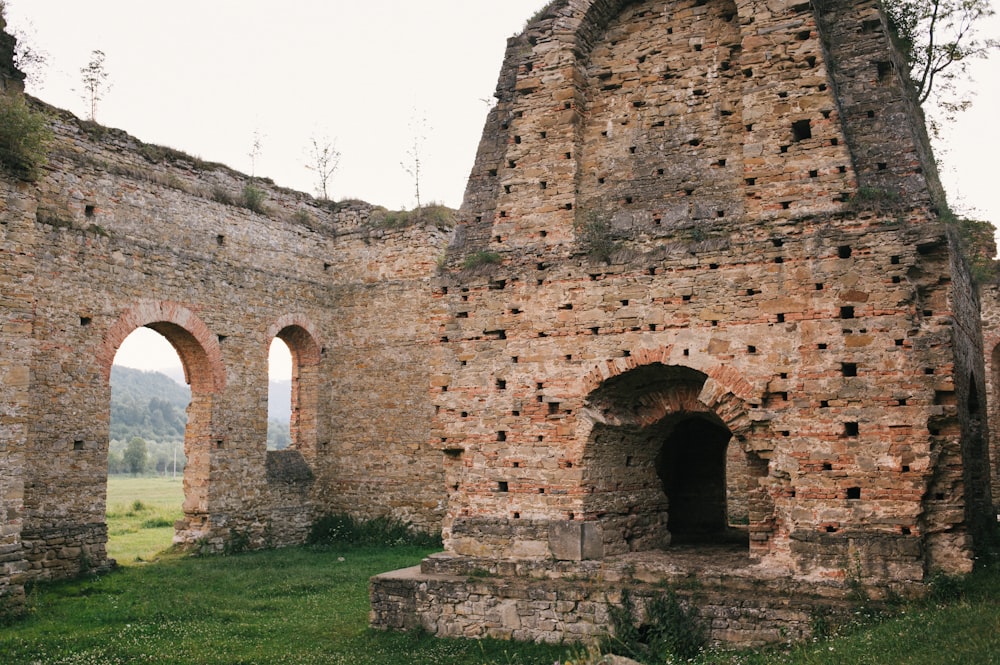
[268,379,292,423]
[110,366,190,444]
[109,365,291,455]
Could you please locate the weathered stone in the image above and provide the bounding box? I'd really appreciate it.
[371,0,994,646]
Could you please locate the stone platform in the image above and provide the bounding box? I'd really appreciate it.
[370,543,911,646]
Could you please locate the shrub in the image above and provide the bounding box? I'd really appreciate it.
[603,588,706,663]
[210,186,234,206]
[575,211,621,263]
[307,513,441,548]
[241,183,267,214]
[0,93,51,181]
[462,250,502,270]
[224,528,252,556]
[928,570,965,603]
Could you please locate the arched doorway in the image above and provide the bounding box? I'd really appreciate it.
[655,414,734,542]
[100,303,225,545]
[108,327,189,562]
[582,363,754,555]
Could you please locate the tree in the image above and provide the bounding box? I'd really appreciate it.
[401,113,429,209]
[123,436,148,475]
[79,49,109,122]
[305,134,341,201]
[248,128,264,177]
[883,0,998,117]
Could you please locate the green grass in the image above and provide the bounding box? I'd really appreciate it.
[0,546,566,664]
[105,475,183,565]
[5,479,995,663]
[3,552,996,665]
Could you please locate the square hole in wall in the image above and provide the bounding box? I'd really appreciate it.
[847,487,861,500]
[792,119,812,141]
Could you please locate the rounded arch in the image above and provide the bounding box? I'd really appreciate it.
[579,357,772,556]
[99,301,225,543]
[99,301,225,393]
[580,351,758,441]
[266,314,323,366]
[266,314,324,459]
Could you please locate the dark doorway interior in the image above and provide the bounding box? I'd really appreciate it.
[656,416,740,544]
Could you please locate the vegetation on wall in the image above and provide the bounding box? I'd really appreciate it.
[943,210,998,284]
[602,588,706,664]
[575,210,622,263]
[0,92,51,180]
[367,203,455,230]
[461,250,502,271]
[883,0,997,116]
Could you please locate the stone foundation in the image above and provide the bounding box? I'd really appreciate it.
[371,547,909,646]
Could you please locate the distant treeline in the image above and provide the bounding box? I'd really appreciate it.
[109,366,290,474]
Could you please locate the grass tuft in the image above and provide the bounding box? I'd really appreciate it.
[307,513,441,549]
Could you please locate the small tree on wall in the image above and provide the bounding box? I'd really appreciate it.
[883,0,998,119]
[401,112,429,209]
[305,134,340,201]
[79,49,109,122]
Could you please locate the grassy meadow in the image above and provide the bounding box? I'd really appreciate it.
[0,476,996,664]
[105,475,184,565]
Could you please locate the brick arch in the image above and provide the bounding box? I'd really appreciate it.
[579,354,771,554]
[98,300,224,542]
[581,350,757,440]
[266,314,323,459]
[266,313,323,366]
[98,301,225,393]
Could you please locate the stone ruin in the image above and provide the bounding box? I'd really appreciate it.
[368,0,997,645]
[0,0,997,647]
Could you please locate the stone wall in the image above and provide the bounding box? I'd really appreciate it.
[977,281,1000,515]
[0,100,450,587]
[371,551,886,646]
[374,0,995,645]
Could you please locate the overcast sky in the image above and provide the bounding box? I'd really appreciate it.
[6,0,998,377]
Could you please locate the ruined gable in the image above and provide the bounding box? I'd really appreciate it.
[372,0,993,645]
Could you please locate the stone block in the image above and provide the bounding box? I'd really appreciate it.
[549,521,603,561]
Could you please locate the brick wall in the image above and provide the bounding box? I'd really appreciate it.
[0,103,449,584]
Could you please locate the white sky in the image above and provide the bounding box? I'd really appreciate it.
[6,0,999,377]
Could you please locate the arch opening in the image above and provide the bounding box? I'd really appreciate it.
[267,338,292,450]
[583,363,751,555]
[272,323,322,460]
[100,303,225,546]
[108,327,188,562]
[655,415,742,544]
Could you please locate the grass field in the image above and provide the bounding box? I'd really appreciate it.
[0,477,994,664]
[2,544,997,665]
[105,475,184,565]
